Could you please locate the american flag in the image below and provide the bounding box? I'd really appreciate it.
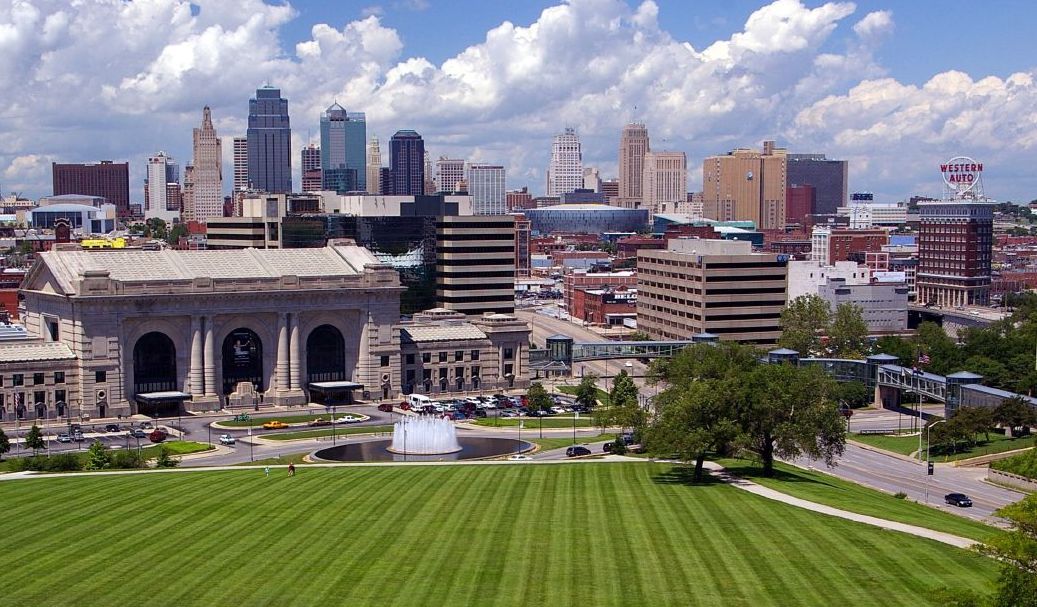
[918,353,931,366]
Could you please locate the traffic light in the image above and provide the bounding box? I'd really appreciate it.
[927,461,934,476]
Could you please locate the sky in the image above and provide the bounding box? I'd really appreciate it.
[2,0,1037,204]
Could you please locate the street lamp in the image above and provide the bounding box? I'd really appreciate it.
[924,419,947,505]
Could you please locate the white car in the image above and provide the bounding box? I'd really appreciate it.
[218,434,235,445]
[507,454,532,461]
[550,406,567,415]
[334,414,364,424]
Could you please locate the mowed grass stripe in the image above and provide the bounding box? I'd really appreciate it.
[0,463,997,607]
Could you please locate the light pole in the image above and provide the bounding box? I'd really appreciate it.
[925,419,946,505]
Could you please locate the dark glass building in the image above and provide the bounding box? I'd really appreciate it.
[786,154,847,216]
[51,161,130,217]
[389,130,425,196]
[320,103,366,193]
[247,86,292,193]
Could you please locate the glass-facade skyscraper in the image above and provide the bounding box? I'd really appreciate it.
[320,103,366,193]
[389,130,425,196]
[246,86,292,193]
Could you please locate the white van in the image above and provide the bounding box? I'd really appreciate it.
[408,394,432,409]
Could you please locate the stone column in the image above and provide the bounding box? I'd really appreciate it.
[288,313,301,391]
[203,317,216,396]
[189,316,204,395]
[276,313,290,391]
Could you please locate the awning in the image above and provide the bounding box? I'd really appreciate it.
[135,391,193,403]
[308,381,365,391]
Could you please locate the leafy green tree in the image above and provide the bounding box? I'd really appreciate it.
[873,335,915,365]
[977,494,1037,607]
[0,427,9,460]
[85,440,111,470]
[526,382,552,414]
[609,370,638,408]
[779,294,830,356]
[166,222,188,246]
[628,330,651,342]
[827,302,868,358]
[994,397,1037,434]
[573,374,599,410]
[834,381,871,409]
[913,321,960,375]
[155,446,180,468]
[599,370,645,433]
[648,380,739,482]
[954,406,996,443]
[734,363,846,476]
[24,425,45,456]
[651,342,759,387]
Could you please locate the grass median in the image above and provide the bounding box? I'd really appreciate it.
[260,424,394,441]
[851,431,1034,461]
[472,416,598,429]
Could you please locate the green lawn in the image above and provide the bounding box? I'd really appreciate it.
[716,458,997,542]
[851,432,1035,461]
[473,416,598,428]
[0,441,212,472]
[530,433,617,452]
[0,463,995,606]
[260,424,394,441]
[217,413,356,428]
[235,452,311,466]
[557,384,611,405]
[991,447,1037,479]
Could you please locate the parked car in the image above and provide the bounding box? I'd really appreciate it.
[262,421,289,430]
[335,415,363,424]
[104,423,120,432]
[308,418,332,427]
[148,429,167,443]
[377,403,394,413]
[72,430,85,442]
[507,454,532,461]
[130,429,147,439]
[218,434,236,445]
[566,446,592,457]
[500,411,519,418]
[944,493,973,507]
[140,421,154,429]
[550,406,567,415]
[57,433,72,443]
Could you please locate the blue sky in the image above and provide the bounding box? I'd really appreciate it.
[2,0,1037,203]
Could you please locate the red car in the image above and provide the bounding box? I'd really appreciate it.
[148,429,168,443]
[378,403,394,413]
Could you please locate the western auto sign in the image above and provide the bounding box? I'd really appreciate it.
[941,156,982,194]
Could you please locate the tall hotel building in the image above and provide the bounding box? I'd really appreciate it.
[642,151,687,217]
[637,239,788,343]
[51,161,130,216]
[301,144,322,192]
[246,86,292,193]
[702,141,787,230]
[546,127,583,196]
[183,106,223,221]
[233,137,248,191]
[366,136,382,194]
[389,130,426,196]
[435,158,466,192]
[437,215,516,315]
[917,199,994,307]
[320,103,366,193]
[145,152,181,223]
[618,122,650,208]
[467,164,506,215]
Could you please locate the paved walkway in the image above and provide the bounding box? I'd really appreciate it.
[702,461,977,549]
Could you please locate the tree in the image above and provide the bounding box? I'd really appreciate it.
[526,382,552,414]
[0,427,9,460]
[24,425,45,456]
[873,335,915,365]
[599,370,645,434]
[628,330,651,342]
[85,440,111,470]
[994,397,1037,435]
[834,381,871,409]
[976,494,1037,607]
[166,222,188,246]
[734,363,846,476]
[913,321,960,375]
[827,303,868,358]
[609,370,638,408]
[574,374,600,410]
[779,294,830,356]
[647,380,739,482]
[155,446,180,468]
[954,406,996,444]
[651,342,759,387]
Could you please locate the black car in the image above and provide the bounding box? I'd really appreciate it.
[130,429,147,439]
[565,446,592,457]
[104,423,120,432]
[944,493,973,507]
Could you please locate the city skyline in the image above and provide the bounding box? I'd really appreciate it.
[3,0,1037,203]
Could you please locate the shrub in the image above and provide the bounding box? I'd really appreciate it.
[7,456,46,472]
[893,491,907,500]
[155,446,180,468]
[44,453,82,472]
[610,439,628,455]
[112,450,146,469]
[991,447,1037,480]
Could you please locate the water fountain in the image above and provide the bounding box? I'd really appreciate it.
[388,416,462,454]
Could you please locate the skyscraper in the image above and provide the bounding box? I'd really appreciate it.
[366,136,382,194]
[389,130,425,196]
[319,102,366,193]
[786,154,848,216]
[642,151,687,217]
[702,141,787,230]
[435,157,466,192]
[423,151,436,195]
[618,122,650,207]
[301,144,321,192]
[246,86,292,193]
[145,151,180,222]
[51,161,130,216]
[546,127,582,196]
[467,164,506,215]
[184,106,223,222]
[233,137,248,191]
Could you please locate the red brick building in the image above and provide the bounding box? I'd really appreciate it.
[786,184,816,226]
[564,270,637,313]
[570,286,637,326]
[829,228,888,263]
[506,187,535,211]
[616,235,665,258]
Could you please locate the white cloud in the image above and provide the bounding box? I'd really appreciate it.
[1,0,1035,203]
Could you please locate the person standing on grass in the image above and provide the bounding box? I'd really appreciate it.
[264,466,270,477]
[288,463,295,477]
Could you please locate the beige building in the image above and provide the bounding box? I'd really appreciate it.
[0,342,79,421]
[618,122,650,208]
[366,136,382,194]
[399,308,530,395]
[637,239,788,344]
[702,140,787,229]
[183,106,223,222]
[642,151,687,217]
[436,215,516,315]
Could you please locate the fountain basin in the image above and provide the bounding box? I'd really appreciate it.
[312,437,534,463]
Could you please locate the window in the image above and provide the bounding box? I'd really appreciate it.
[454,350,463,361]
[95,371,107,383]
[504,363,514,376]
[455,367,464,378]
[422,369,432,381]
[405,370,416,383]
[54,372,64,384]
[406,354,415,366]
[471,350,480,361]
[380,355,390,367]
[33,373,45,385]
[34,391,46,407]
[503,347,514,360]
[422,353,431,363]
[12,374,23,387]
[439,368,448,379]
[438,352,448,363]
[55,389,66,404]
[471,366,480,378]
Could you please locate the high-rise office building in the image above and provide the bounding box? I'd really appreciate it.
[467,164,506,215]
[702,141,787,230]
[51,161,130,216]
[437,215,516,315]
[246,85,292,193]
[366,136,382,194]
[583,167,602,193]
[389,130,425,196]
[233,137,248,191]
[435,158,466,192]
[145,152,181,222]
[320,102,366,193]
[423,151,436,195]
[786,154,848,216]
[618,122,650,208]
[183,106,223,222]
[546,127,582,196]
[301,144,321,192]
[642,151,686,217]
[917,200,994,307]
